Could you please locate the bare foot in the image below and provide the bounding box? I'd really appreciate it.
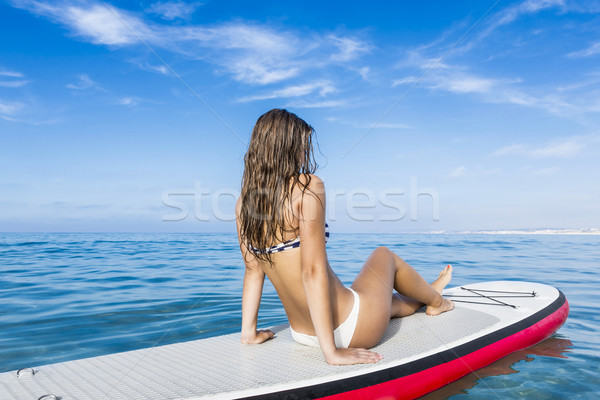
[426,265,454,316]
[426,297,454,316]
[431,264,452,294]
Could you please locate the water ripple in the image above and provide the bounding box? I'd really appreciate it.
[0,232,598,399]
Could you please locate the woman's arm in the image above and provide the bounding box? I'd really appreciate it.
[240,260,273,344]
[236,197,274,344]
[298,176,382,365]
[297,176,337,356]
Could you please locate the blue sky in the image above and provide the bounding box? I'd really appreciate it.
[1,0,599,233]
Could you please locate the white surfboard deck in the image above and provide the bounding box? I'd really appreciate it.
[0,281,565,400]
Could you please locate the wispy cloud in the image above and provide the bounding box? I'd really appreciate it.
[431,73,517,95]
[391,76,420,87]
[356,66,369,80]
[386,0,600,118]
[394,60,541,109]
[237,81,335,102]
[371,122,411,129]
[65,74,148,108]
[394,27,598,117]
[326,117,411,130]
[0,99,25,120]
[487,0,565,31]
[144,63,170,75]
[222,53,300,85]
[9,1,297,84]
[14,1,155,46]
[66,74,104,90]
[458,0,566,53]
[0,68,29,87]
[494,138,584,158]
[285,99,353,109]
[329,35,370,62]
[9,0,369,89]
[557,72,600,91]
[0,69,24,78]
[0,96,64,125]
[145,1,202,20]
[115,96,141,106]
[0,80,29,88]
[567,41,600,58]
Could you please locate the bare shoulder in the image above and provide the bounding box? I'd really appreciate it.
[297,173,325,194]
[292,174,326,207]
[293,174,326,222]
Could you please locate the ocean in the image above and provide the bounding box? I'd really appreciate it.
[1,232,598,399]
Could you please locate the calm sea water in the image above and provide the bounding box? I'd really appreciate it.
[1,232,598,399]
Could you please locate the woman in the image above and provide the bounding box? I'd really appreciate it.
[235,109,454,365]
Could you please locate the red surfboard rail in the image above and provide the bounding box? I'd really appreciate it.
[319,297,569,400]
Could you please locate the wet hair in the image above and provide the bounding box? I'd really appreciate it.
[239,108,317,264]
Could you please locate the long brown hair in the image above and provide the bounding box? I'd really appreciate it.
[239,109,318,264]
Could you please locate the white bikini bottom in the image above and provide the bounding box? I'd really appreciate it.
[290,288,360,349]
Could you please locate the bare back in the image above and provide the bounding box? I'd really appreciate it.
[236,175,354,336]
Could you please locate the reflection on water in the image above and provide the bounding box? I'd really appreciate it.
[420,336,573,399]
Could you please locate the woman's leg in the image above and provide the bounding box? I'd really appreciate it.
[349,246,453,348]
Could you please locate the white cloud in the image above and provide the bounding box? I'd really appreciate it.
[225,56,300,85]
[116,96,140,106]
[494,139,584,158]
[557,73,600,91]
[0,99,25,116]
[0,80,29,88]
[325,117,411,129]
[114,96,159,107]
[0,69,24,78]
[10,1,315,85]
[388,0,598,118]
[359,121,411,130]
[329,35,370,62]
[66,74,102,90]
[11,1,155,46]
[147,64,169,75]
[66,4,155,45]
[372,123,411,129]
[497,0,565,25]
[0,97,63,124]
[0,68,29,87]
[432,74,499,94]
[357,66,369,80]
[237,81,335,102]
[395,49,593,116]
[567,42,600,58]
[285,99,352,108]
[461,0,565,52]
[9,1,373,92]
[192,23,310,84]
[146,1,202,20]
[392,76,420,87]
[530,141,584,157]
[202,23,296,54]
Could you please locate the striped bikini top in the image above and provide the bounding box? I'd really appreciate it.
[249,223,330,254]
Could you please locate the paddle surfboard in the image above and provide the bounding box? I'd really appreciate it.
[0,281,568,399]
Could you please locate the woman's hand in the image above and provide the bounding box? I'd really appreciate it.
[324,348,383,365]
[240,329,274,344]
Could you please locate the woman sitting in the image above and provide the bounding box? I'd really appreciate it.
[236,109,454,365]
